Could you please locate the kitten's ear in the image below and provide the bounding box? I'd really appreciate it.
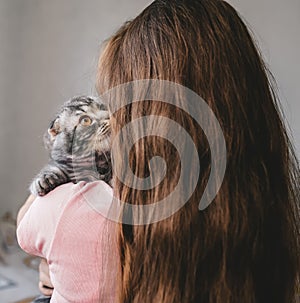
[48,128,58,137]
[48,118,60,139]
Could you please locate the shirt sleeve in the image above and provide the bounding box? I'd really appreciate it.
[16,182,86,258]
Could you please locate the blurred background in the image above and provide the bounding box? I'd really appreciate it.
[0,0,299,301]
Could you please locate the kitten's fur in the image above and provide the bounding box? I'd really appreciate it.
[30,96,111,196]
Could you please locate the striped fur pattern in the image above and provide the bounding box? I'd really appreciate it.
[30,96,111,196]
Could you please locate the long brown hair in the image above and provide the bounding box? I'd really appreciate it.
[97,1,300,302]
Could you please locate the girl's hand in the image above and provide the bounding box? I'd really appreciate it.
[39,258,54,296]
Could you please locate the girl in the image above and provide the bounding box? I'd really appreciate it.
[19,0,299,302]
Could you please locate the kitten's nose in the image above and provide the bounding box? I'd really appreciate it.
[104,111,110,119]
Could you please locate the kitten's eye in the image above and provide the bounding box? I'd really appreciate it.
[79,115,92,126]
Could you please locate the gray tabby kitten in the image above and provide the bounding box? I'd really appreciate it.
[30,96,111,196]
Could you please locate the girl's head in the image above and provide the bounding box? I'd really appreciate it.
[97,1,299,302]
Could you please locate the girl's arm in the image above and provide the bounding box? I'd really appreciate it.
[17,195,54,296]
[17,194,36,227]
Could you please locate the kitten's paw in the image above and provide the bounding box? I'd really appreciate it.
[30,172,66,196]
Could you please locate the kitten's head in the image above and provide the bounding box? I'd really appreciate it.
[44,96,110,161]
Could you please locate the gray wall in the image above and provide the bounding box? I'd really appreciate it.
[0,0,299,217]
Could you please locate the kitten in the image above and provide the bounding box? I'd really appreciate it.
[30,96,111,196]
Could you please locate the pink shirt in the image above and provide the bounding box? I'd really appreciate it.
[17,181,118,303]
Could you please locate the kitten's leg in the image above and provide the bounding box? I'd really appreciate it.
[29,164,69,196]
